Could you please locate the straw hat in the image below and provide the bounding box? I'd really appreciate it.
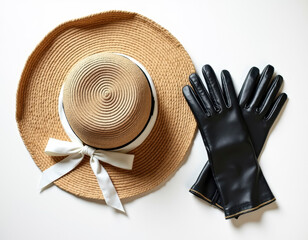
[16,10,196,210]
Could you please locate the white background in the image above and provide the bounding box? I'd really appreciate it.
[1,0,307,239]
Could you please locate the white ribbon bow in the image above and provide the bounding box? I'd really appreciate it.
[40,138,134,212]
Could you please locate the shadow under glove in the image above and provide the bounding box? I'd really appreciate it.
[183,65,281,219]
[188,65,287,211]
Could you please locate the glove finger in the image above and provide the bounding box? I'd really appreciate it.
[259,75,283,117]
[249,65,274,108]
[202,65,225,111]
[221,70,237,108]
[238,67,259,108]
[265,93,287,127]
[189,73,214,116]
[183,85,209,124]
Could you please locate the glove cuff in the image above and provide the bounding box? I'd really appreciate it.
[224,194,275,219]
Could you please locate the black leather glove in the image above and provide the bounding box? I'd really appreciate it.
[183,65,283,219]
[188,65,287,211]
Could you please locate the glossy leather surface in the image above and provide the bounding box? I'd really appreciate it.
[183,65,286,219]
[189,65,287,212]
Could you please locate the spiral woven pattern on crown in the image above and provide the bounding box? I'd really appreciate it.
[16,11,196,200]
[63,52,152,149]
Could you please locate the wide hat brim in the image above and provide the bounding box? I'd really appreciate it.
[16,10,196,200]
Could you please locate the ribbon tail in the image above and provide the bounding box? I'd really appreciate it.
[39,153,84,191]
[90,157,125,212]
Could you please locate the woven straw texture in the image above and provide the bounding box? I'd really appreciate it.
[63,52,152,149]
[16,10,196,200]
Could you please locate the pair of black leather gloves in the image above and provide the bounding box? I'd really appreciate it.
[183,65,287,219]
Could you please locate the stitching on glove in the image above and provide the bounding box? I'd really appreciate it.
[189,189,223,209]
[225,198,276,219]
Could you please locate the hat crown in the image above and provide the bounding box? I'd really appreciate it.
[63,52,152,149]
